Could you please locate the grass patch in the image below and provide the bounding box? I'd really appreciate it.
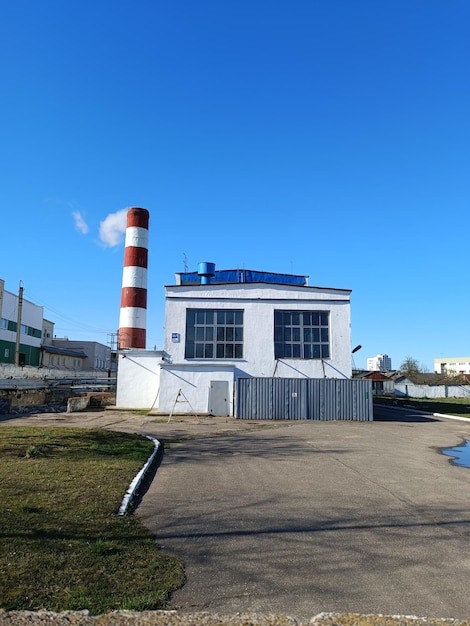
[375,396,470,418]
[0,427,184,613]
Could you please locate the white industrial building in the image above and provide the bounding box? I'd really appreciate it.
[367,353,392,372]
[434,357,470,376]
[116,265,354,416]
[0,279,44,366]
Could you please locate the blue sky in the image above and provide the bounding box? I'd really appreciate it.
[1,0,469,371]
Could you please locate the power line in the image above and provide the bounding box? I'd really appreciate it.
[23,288,114,334]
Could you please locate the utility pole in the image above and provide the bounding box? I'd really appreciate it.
[15,281,23,367]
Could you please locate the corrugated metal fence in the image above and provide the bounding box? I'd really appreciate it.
[236,378,373,421]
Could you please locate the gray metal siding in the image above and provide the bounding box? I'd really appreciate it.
[236,377,373,421]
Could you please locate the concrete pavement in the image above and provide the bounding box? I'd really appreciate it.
[0,408,290,440]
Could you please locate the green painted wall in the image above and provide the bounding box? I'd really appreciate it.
[0,340,40,366]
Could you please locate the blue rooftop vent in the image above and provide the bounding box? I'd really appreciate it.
[197,262,216,285]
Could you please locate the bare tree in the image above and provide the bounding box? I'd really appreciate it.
[400,356,421,376]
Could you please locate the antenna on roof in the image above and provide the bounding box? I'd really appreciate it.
[183,253,188,272]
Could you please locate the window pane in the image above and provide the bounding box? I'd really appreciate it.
[274,309,329,361]
[234,344,243,358]
[186,326,195,342]
[291,312,300,325]
[321,345,330,358]
[187,308,244,360]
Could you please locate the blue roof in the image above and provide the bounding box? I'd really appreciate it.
[178,269,308,286]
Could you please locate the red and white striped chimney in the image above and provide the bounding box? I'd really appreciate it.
[118,207,149,349]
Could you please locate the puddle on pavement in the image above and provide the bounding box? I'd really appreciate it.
[441,440,470,468]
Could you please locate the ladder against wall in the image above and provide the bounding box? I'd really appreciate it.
[168,388,200,423]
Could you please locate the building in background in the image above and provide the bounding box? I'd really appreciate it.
[367,353,392,372]
[41,343,87,370]
[0,279,43,366]
[0,278,112,373]
[117,264,354,414]
[434,357,470,376]
[353,370,395,395]
[50,339,111,372]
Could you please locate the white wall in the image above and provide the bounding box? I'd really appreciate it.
[395,383,470,399]
[115,350,162,409]
[434,358,470,375]
[0,289,43,349]
[159,282,352,415]
[165,283,351,378]
[160,363,235,414]
[0,364,112,379]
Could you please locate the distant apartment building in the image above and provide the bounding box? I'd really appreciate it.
[367,353,392,372]
[434,357,470,376]
[0,279,43,366]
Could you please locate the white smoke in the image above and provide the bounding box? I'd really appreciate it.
[99,209,128,247]
[72,211,89,234]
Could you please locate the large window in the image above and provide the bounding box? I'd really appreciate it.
[274,310,330,359]
[185,309,244,359]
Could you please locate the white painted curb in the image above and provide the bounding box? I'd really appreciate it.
[118,435,160,516]
[432,412,470,422]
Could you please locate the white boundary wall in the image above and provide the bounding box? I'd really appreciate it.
[0,364,112,379]
[395,383,470,399]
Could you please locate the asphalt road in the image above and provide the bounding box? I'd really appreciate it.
[137,407,470,621]
[2,406,470,621]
